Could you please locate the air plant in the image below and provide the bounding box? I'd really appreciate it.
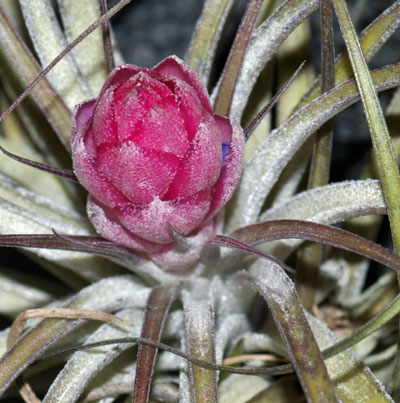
[0,0,400,402]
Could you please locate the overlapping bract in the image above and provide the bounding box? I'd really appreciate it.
[71,56,244,269]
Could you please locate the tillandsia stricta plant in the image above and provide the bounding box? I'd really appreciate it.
[3,0,400,402]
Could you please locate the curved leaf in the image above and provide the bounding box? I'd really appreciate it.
[43,308,143,403]
[226,63,400,231]
[0,276,150,397]
[229,0,319,118]
[238,265,338,402]
[186,0,235,85]
[229,220,400,273]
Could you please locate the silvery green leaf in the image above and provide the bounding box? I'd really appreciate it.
[228,0,319,119]
[0,330,8,358]
[332,257,369,306]
[365,344,396,369]
[19,0,92,108]
[262,180,385,222]
[219,374,270,403]
[0,173,128,280]
[0,275,150,395]
[255,180,386,259]
[242,332,288,359]
[57,0,109,95]
[341,271,396,318]
[0,268,53,316]
[214,313,249,367]
[0,171,87,233]
[306,313,394,402]
[226,62,400,231]
[268,141,311,207]
[0,6,72,145]
[163,309,184,339]
[179,361,192,403]
[186,0,235,86]
[210,276,254,318]
[182,290,217,402]
[43,308,143,403]
[0,138,77,210]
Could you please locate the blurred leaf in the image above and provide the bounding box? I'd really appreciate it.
[296,0,334,309]
[19,0,91,108]
[248,377,302,403]
[186,0,235,86]
[57,0,108,95]
[219,374,270,403]
[299,0,400,109]
[0,6,72,147]
[275,21,314,125]
[0,268,54,317]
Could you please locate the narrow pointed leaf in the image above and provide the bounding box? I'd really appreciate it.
[0,233,135,259]
[229,219,400,273]
[245,61,305,139]
[99,0,115,73]
[213,0,264,116]
[0,144,77,181]
[227,63,400,231]
[332,0,400,251]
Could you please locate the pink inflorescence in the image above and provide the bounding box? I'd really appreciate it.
[71,56,244,270]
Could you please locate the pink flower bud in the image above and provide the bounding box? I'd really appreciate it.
[71,56,244,269]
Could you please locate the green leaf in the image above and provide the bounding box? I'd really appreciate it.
[0,6,72,147]
[238,267,339,402]
[183,291,218,403]
[226,63,400,231]
[133,285,178,402]
[213,0,264,116]
[0,276,150,397]
[58,0,109,95]
[332,0,400,251]
[186,0,235,86]
[19,0,92,108]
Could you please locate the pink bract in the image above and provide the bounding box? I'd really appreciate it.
[71,56,244,270]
